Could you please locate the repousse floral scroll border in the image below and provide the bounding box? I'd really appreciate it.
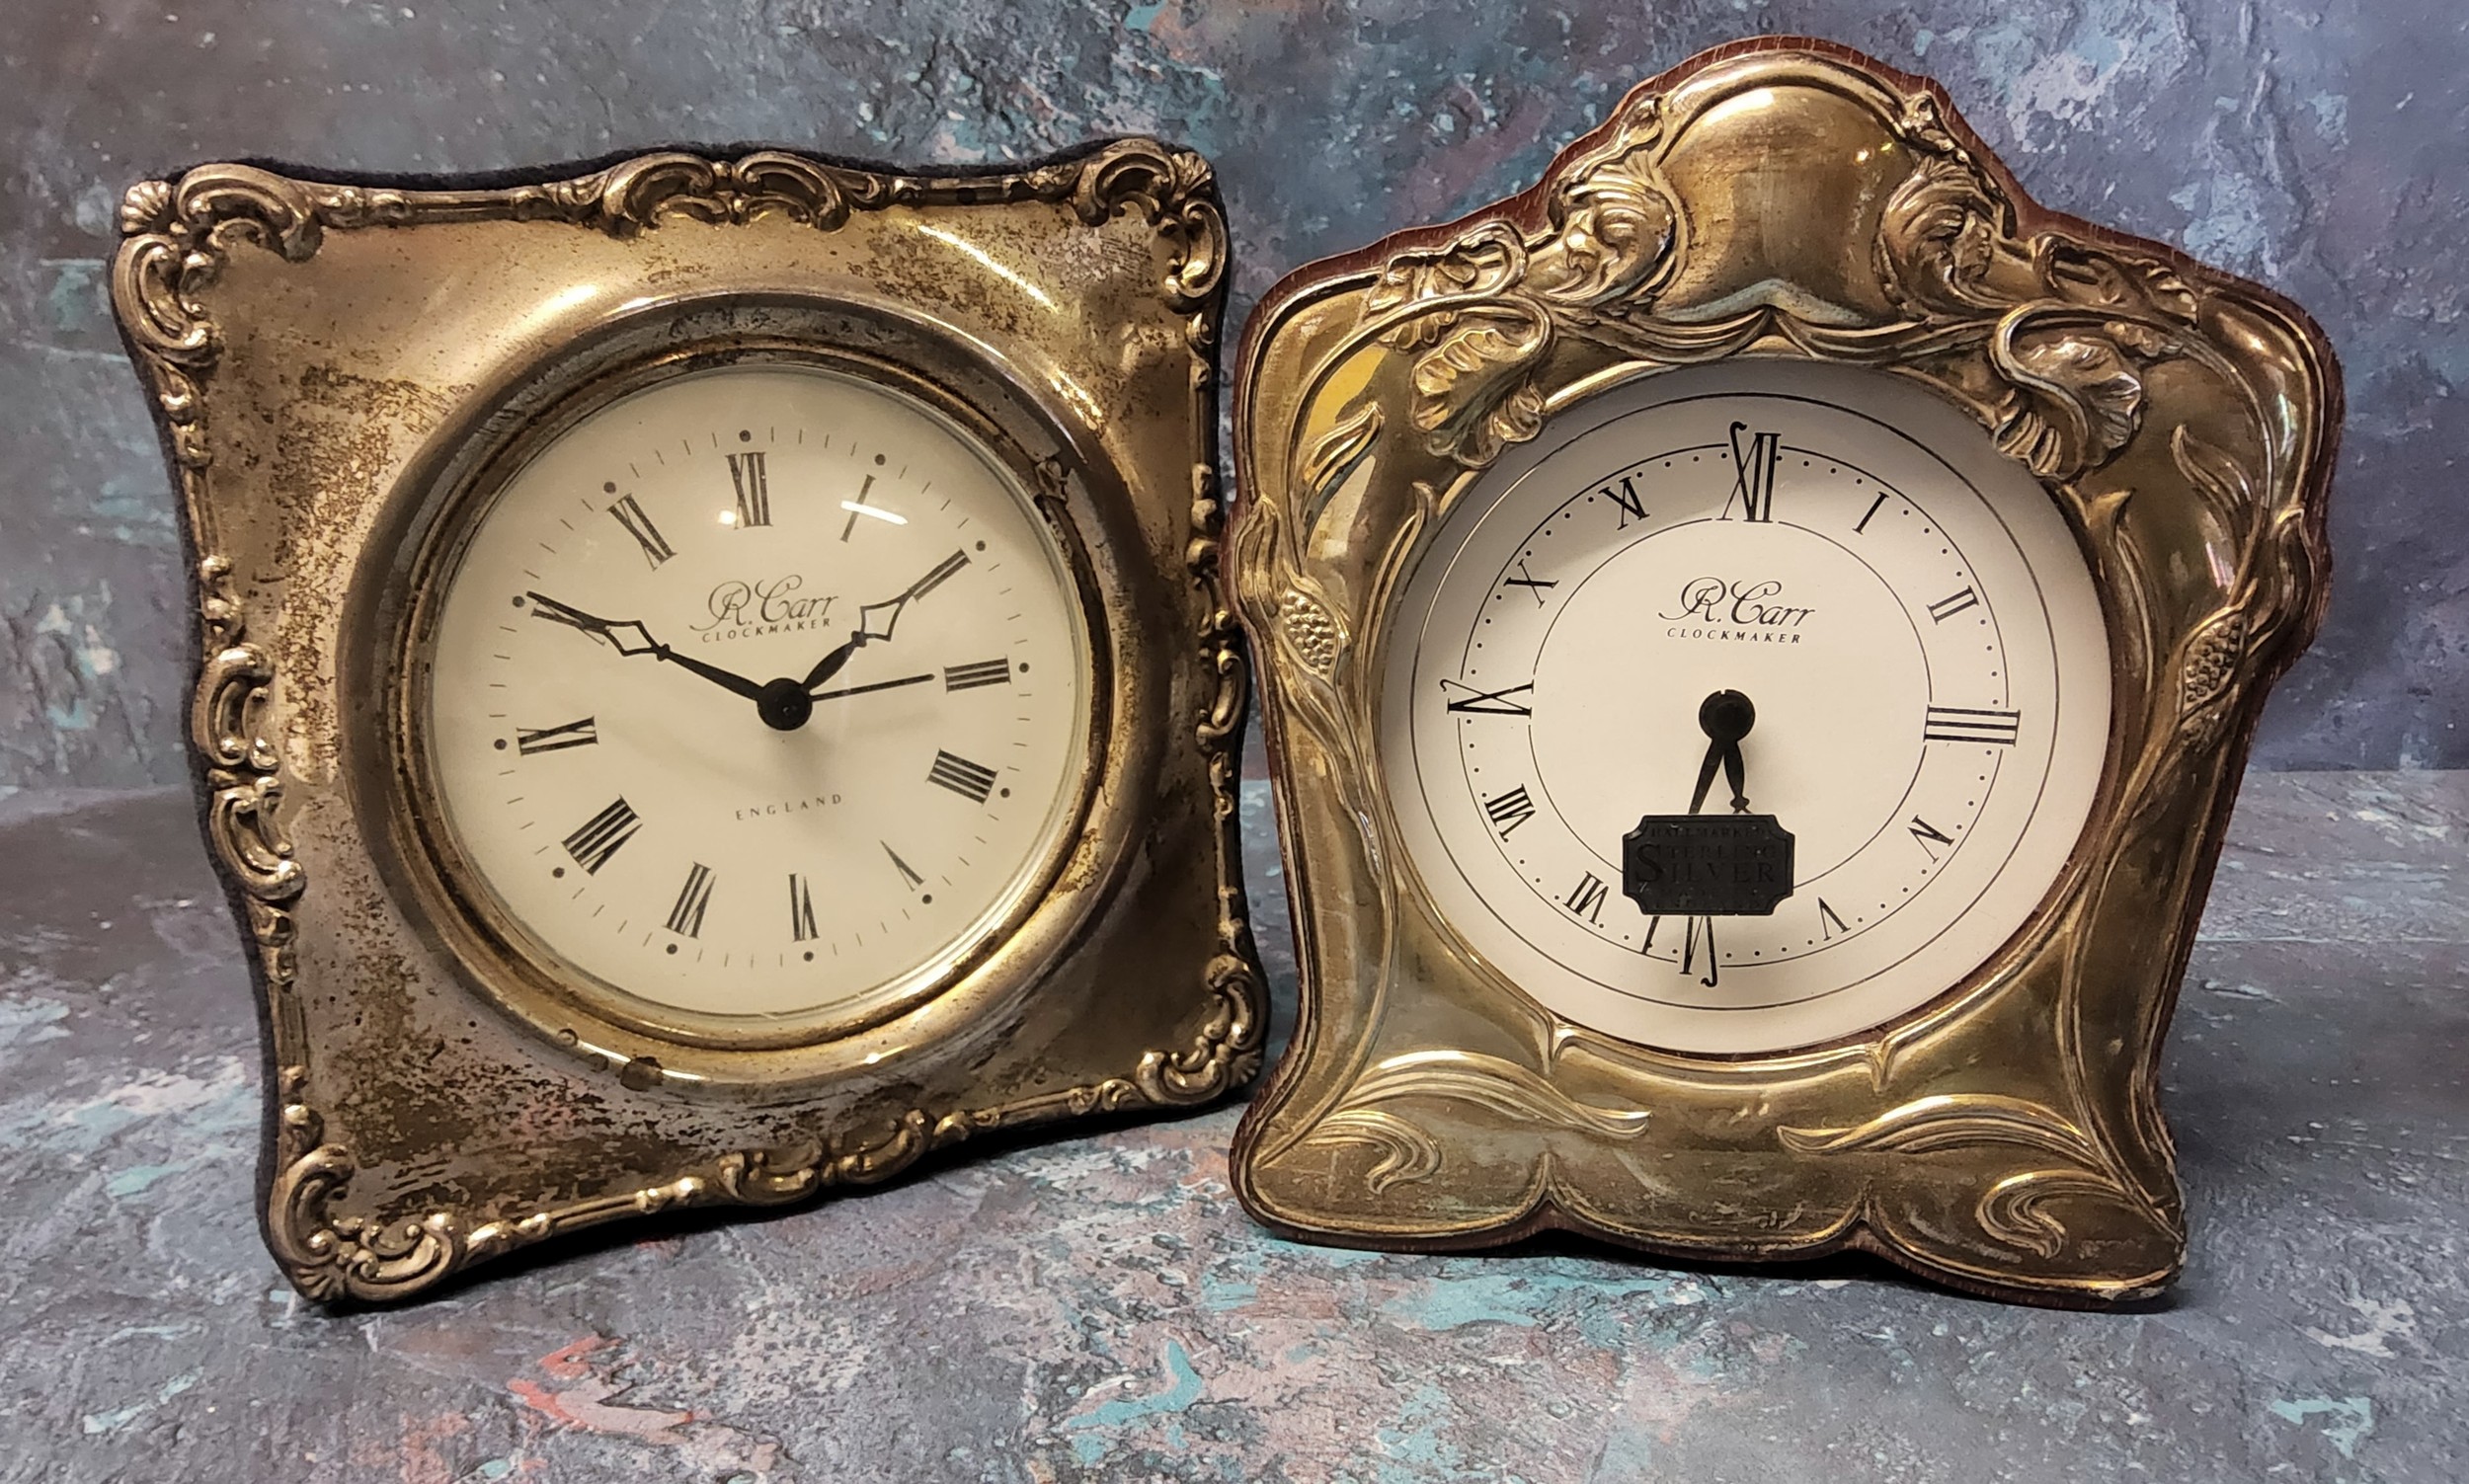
[115,142,1258,1302]
[1229,39,2335,1302]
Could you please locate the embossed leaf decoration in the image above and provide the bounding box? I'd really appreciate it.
[1296,1051,1649,1194]
[1408,307,1552,467]
[2168,424,2257,544]
[1981,1169,2137,1259]
[1875,155,2002,314]
[1991,330,2145,479]
[1534,151,1678,307]
[2038,238,2199,324]
[1312,1109,1441,1194]
[1779,1093,2102,1162]
[1364,222,1525,351]
[1298,401,1384,523]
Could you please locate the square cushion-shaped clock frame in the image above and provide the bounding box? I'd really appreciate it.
[112,141,1264,1303]
[1228,39,2338,1304]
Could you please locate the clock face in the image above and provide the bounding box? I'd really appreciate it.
[420,361,1091,1031]
[1381,362,2111,1054]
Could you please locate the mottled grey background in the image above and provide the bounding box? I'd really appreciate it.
[1,0,2462,793]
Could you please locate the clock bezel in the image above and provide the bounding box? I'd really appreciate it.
[372,302,1115,1066]
[1366,357,2120,1055]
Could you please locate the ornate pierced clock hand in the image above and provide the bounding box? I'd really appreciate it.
[522,591,767,702]
[802,549,973,692]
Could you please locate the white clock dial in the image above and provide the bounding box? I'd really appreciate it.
[1382,362,2110,1054]
[422,362,1090,1028]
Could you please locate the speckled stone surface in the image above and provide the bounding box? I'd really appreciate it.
[0,772,2461,1482]
[0,0,2464,788]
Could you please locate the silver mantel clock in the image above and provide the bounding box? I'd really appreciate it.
[112,141,1263,1302]
[1229,39,2338,1304]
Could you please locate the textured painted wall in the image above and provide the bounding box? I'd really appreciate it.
[1,0,2461,791]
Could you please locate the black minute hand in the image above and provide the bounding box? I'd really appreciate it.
[523,591,766,702]
[802,549,971,692]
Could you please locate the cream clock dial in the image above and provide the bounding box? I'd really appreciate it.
[1383,362,2111,1054]
[423,361,1090,1028]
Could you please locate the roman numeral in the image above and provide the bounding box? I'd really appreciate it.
[944,659,1011,692]
[561,798,640,875]
[926,749,997,804]
[1564,871,1608,924]
[526,592,600,634]
[1927,586,1982,623]
[1683,914,1719,986]
[1854,492,1890,534]
[665,862,714,938]
[1441,678,1535,717]
[1599,474,1648,528]
[788,874,819,941]
[515,716,597,754]
[912,550,970,599]
[1723,423,1781,521]
[840,474,875,542]
[883,841,924,889]
[727,451,770,526]
[605,494,675,568]
[1482,785,1537,837]
[1503,561,1557,604]
[1644,914,1720,985]
[1923,705,2022,745]
[1908,815,1955,861]
[1818,898,1849,940]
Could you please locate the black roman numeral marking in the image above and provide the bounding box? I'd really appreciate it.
[515,716,597,754]
[1854,492,1890,534]
[840,474,875,542]
[1724,423,1781,521]
[1599,474,1648,528]
[944,659,1011,692]
[913,550,970,598]
[1648,912,1718,984]
[1927,586,1982,624]
[1818,898,1850,940]
[1565,871,1609,924]
[1923,706,2022,745]
[665,862,714,938]
[1908,815,1956,861]
[1482,786,1537,837]
[728,451,771,526]
[1683,914,1719,986]
[561,798,640,875]
[1441,678,1535,717]
[525,592,599,634]
[926,749,997,804]
[605,494,675,568]
[1504,561,1557,604]
[788,873,819,941]
[883,841,924,889]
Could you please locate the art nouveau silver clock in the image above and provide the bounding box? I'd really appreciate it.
[113,142,1262,1301]
[1230,39,2337,1303]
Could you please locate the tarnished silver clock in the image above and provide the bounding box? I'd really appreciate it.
[114,143,1263,1301]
